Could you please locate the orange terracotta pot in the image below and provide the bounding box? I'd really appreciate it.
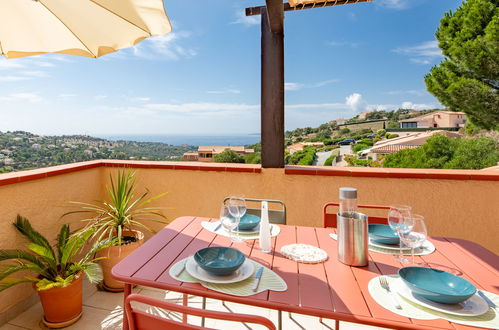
[35,273,83,327]
[97,230,144,291]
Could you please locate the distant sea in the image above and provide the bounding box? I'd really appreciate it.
[97,134,260,147]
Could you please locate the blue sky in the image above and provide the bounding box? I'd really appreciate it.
[0,0,460,136]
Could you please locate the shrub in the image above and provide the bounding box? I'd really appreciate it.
[344,155,370,167]
[286,147,317,165]
[245,152,261,164]
[386,134,399,139]
[383,134,498,169]
[213,149,245,163]
[339,128,351,135]
[377,129,386,137]
[352,143,370,153]
[445,138,499,169]
[360,138,374,146]
[324,155,336,166]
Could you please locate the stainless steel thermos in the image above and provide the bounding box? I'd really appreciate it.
[337,187,368,266]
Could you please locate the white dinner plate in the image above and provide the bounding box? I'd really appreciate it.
[393,277,489,316]
[368,237,412,251]
[185,256,254,284]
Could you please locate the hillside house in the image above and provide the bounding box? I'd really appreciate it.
[398,111,466,129]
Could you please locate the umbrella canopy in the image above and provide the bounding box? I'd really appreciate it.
[0,0,171,59]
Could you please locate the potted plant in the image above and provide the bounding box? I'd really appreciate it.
[0,216,107,328]
[65,170,167,291]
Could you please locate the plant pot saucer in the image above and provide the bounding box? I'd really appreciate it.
[42,312,82,329]
[100,281,125,292]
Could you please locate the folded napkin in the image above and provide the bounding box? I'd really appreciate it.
[368,275,499,329]
[169,257,287,297]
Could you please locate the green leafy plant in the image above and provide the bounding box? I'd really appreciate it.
[425,0,498,129]
[65,170,167,246]
[213,149,245,163]
[0,216,107,291]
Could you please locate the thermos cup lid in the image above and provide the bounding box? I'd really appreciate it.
[339,187,357,200]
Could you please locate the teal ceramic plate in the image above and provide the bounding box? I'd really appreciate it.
[368,224,399,245]
[194,247,245,276]
[238,214,261,230]
[394,277,488,316]
[398,267,476,304]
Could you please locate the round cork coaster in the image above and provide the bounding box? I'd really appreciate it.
[280,244,328,264]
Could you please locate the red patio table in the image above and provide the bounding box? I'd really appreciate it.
[112,216,499,330]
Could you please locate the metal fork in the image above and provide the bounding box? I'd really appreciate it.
[379,276,402,309]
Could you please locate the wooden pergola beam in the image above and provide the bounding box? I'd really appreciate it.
[260,6,285,168]
[246,0,372,16]
[264,0,284,33]
[250,0,371,168]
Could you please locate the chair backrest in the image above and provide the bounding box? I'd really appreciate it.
[323,202,390,228]
[223,197,286,225]
[125,294,276,330]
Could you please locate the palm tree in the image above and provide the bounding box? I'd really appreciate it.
[0,215,108,291]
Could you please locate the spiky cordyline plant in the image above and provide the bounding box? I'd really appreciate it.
[0,216,109,291]
[64,170,168,246]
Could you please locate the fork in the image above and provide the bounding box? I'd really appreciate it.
[379,276,402,309]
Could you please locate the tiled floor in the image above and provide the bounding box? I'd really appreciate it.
[0,280,387,330]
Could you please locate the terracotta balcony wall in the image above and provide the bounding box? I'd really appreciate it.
[0,160,498,324]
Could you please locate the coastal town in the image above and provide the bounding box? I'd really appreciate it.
[2,108,497,172]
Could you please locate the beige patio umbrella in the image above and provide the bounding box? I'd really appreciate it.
[0,0,171,59]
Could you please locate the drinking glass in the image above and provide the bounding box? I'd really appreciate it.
[388,205,413,263]
[228,196,246,243]
[399,215,427,265]
[219,204,239,242]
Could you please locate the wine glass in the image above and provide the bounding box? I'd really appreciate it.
[219,203,239,242]
[388,205,413,263]
[228,196,246,243]
[399,215,427,265]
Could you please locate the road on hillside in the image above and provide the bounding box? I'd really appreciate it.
[314,151,333,166]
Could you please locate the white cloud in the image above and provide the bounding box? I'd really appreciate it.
[131,32,197,60]
[207,89,241,95]
[285,79,339,91]
[385,90,424,96]
[0,92,43,103]
[0,76,30,82]
[377,0,410,10]
[346,93,367,113]
[285,82,305,91]
[401,101,436,110]
[94,95,108,100]
[145,102,259,115]
[0,59,25,69]
[410,58,431,65]
[21,70,49,78]
[129,97,151,102]
[327,41,361,48]
[0,58,53,83]
[393,40,442,65]
[231,11,260,27]
[394,41,441,57]
[30,61,56,67]
[58,94,78,99]
[287,103,346,110]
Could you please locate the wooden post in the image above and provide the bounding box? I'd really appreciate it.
[261,7,285,168]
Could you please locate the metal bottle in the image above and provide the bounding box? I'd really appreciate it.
[337,188,368,266]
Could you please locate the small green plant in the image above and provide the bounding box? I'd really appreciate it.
[65,170,167,246]
[0,216,107,291]
[213,149,245,163]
